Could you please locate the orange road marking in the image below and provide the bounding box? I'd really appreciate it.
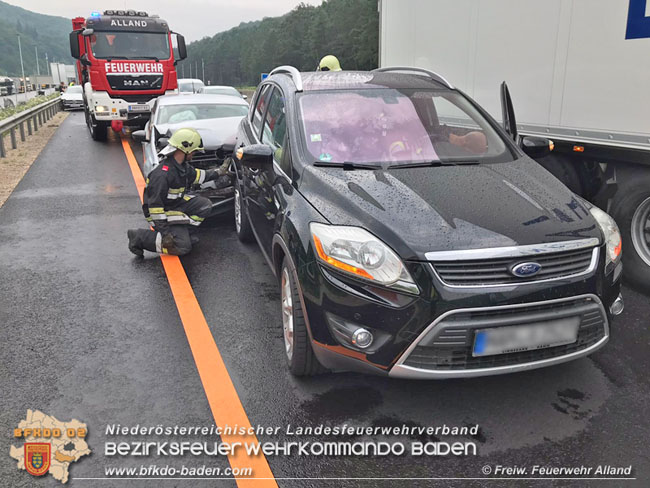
[121,135,277,487]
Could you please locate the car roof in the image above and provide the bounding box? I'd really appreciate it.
[272,71,451,92]
[156,94,247,106]
[203,85,237,90]
[177,78,204,84]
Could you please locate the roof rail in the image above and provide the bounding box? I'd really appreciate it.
[372,66,453,89]
[269,65,303,92]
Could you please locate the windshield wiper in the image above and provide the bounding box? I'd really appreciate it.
[138,56,161,61]
[103,56,130,61]
[313,161,382,170]
[388,159,479,169]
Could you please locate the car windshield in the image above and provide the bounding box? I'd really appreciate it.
[202,87,241,97]
[157,103,248,124]
[90,31,170,60]
[66,86,83,94]
[178,81,204,93]
[298,88,513,165]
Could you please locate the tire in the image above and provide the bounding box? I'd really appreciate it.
[234,178,254,243]
[86,109,107,142]
[280,257,327,376]
[610,165,650,292]
[536,154,584,195]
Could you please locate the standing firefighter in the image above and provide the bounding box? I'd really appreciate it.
[127,128,229,256]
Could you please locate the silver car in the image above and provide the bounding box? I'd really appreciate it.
[201,85,247,100]
[132,94,249,216]
[61,85,84,110]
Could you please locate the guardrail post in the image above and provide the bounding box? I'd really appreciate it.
[27,118,32,136]
[19,122,25,142]
[10,128,17,150]
[33,115,38,131]
[0,134,5,158]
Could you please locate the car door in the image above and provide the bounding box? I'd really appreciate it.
[247,86,290,253]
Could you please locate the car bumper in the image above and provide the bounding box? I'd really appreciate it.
[300,244,621,379]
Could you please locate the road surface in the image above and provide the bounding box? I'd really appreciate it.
[0,112,648,487]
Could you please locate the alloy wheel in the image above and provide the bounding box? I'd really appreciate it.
[281,267,294,361]
[631,196,650,267]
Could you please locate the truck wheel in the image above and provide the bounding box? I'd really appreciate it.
[611,166,650,291]
[86,111,107,142]
[536,154,583,195]
[280,256,327,376]
[234,178,254,243]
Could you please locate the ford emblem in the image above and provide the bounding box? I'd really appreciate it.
[511,262,542,277]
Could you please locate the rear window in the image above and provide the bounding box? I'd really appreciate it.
[157,104,248,124]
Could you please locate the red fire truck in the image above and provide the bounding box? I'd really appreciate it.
[69,10,187,141]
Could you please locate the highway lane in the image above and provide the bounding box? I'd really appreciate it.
[0,112,647,486]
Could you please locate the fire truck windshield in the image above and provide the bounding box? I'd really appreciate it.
[90,31,170,60]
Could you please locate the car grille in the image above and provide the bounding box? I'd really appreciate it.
[117,94,154,103]
[431,247,596,286]
[401,296,607,371]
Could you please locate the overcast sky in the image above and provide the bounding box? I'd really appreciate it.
[4,0,321,41]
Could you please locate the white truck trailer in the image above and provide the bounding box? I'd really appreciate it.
[379,0,650,289]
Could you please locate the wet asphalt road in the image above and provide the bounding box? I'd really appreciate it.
[0,111,649,487]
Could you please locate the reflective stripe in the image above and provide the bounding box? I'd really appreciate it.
[189,215,204,222]
[194,169,206,185]
[183,195,195,201]
[166,210,186,216]
[168,187,185,194]
[149,207,165,214]
[151,213,167,221]
[146,217,153,222]
[189,219,202,226]
[155,232,162,253]
[167,193,182,200]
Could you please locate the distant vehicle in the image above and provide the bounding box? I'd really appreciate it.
[131,93,249,216]
[69,10,188,141]
[61,85,84,110]
[0,77,15,96]
[201,85,247,100]
[379,0,650,291]
[177,78,205,94]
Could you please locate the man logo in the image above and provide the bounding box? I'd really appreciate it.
[511,262,542,278]
[25,443,50,476]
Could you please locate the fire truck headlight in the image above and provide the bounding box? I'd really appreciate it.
[95,106,109,113]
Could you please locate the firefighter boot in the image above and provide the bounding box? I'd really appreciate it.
[127,229,158,256]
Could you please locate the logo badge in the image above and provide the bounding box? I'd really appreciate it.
[25,443,50,477]
[511,262,542,278]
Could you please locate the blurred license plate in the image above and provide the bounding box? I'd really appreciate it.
[128,105,149,112]
[472,317,580,357]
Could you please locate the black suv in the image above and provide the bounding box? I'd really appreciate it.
[232,66,624,378]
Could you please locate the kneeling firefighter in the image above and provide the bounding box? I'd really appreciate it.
[127,127,229,256]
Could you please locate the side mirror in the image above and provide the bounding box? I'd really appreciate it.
[242,94,248,100]
[236,144,273,168]
[521,136,554,159]
[132,130,148,143]
[176,34,187,60]
[69,31,80,59]
[82,28,94,36]
[157,137,170,149]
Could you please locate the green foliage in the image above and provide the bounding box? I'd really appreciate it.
[0,92,59,122]
[181,0,378,87]
[0,1,73,76]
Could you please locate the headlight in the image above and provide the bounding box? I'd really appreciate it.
[95,105,109,113]
[590,206,621,265]
[310,223,419,294]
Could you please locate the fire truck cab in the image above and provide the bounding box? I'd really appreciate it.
[70,10,187,141]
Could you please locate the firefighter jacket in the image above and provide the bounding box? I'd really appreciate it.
[142,155,218,225]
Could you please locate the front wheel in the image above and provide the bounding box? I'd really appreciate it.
[234,178,254,243]
[86,109,107,142]
[611,166,650,291]
[280,257,327,376]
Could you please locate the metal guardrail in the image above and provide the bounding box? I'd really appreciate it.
[0,97,62,158]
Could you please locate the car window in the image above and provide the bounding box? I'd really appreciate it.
[261,88,288,172]
[251,84,272,139]
[203,87,241,97]
[298,88,512,165]
[157,104,248,124]
[66,86,83,94]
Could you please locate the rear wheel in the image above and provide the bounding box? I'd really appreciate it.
[611,166,650,291]
[234,178,254,242]
[280,257,327,376]
[85,109,107,142]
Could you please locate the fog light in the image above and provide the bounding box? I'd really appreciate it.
[610,294,624,316]
[351,328,373,349]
